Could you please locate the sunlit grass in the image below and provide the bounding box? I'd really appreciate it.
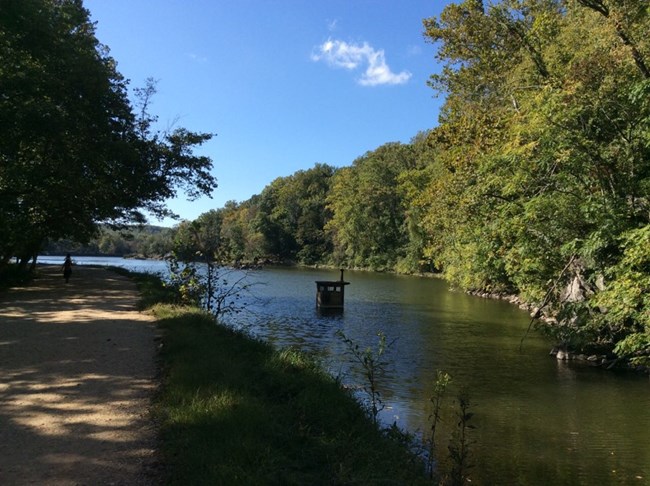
[145,300,428,484]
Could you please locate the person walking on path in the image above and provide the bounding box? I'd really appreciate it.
[62,253,73,283]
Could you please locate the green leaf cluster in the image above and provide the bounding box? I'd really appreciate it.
[593,226,650,365]
[327,143,421,271]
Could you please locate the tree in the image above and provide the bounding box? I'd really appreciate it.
[253,176,300,261]
[219,201,249,262]
[421,0,650,360]
[253,164,335,263]
[0,0,216,273]
[168,212,255,319]
[397,131,441,273]
[592,226,650,366]
[287,163,335,264]
[327,143,416,270]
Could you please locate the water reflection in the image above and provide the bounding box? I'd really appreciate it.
[230,266,649,486]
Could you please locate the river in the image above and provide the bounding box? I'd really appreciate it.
[38,256,650,484]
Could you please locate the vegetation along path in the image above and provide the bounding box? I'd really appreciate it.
[0,265,160,485]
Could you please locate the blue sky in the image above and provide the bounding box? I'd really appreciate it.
[84,1,453,226]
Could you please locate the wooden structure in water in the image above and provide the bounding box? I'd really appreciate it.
[316,269,350,309]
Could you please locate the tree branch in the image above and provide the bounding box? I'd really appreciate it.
[577,0,650,79]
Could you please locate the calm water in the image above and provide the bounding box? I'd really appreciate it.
[40,256,650,485]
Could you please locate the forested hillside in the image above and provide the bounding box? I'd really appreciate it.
[419,0,650,364]
[181,1,649,365]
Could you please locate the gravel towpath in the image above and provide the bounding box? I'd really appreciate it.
[0,265,160,485]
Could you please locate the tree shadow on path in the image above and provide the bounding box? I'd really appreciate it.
[0,265,160,485]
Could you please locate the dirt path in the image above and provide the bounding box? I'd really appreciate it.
[0,265,160,485]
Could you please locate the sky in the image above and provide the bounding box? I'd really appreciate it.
[84,0,454,226]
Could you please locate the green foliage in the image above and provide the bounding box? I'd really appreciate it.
[43,225,173,258]
[218,199,264,263]
[418,0,650,362]
[447,392,475,486]
[593,226,650,365]
[327,143,419,270]
[253,163,335,263]
[180,136,436,274]
[421,372,477,484]
[426,371,452,481]
[166,214,258,319]
[165,252,205,307]
[336,330,392,426]
[396,141,441,274]
[0,1,215,273]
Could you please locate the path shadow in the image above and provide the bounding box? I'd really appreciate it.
[0,266,160,485]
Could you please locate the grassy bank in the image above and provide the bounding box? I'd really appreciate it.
[125,271,429,485]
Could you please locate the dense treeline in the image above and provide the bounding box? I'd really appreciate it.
[43,225,173,258]
[0,0,215,273]
[184,1,649,365]
[179,140,435,271]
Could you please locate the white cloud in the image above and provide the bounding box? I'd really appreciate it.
[311,38,411,87]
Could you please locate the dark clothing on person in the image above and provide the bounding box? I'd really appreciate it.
[63,255,73,283]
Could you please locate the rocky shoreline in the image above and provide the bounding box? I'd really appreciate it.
[467,289,650,375]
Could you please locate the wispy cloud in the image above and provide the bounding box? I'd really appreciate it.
[311,38,411,87]
[406,45,422,57]
[188,52,208,63]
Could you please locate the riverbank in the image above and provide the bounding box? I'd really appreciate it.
[123,270,430,484]
[465,287,650,374]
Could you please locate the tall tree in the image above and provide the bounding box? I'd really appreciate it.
[0,0,216,271]
[253,164,335,263]
[397,132,445,273]
[422,0,650,359]
[327,143,416,270]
